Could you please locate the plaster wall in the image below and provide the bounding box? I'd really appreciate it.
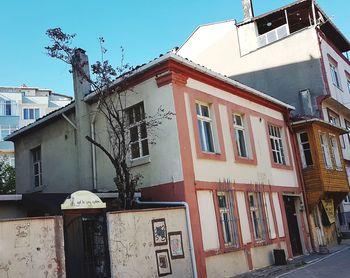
[14,112,79,193]
[0,202,26,219]
[196,190,220,251]
[264,192,276,239]
[236,191,251,244]
[205,250,248,278]
[251,241,287,270]
[107,207,192,278]
[93,78,183,191]
[272,192,285,237]
[0,216,65,278]
[185,79,299,187]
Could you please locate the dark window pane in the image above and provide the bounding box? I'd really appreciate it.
[29,109,34,119]
[196,103,200,115]
[141,139,149,156]
[34,176,40,187]
[198,120,205,151]
[128,109,134,125]
[218,195,226,208]
[131,142,140,159]
[234,115,242,126]
[204,121,214,152]
[300,132,308,143]
[140,122,147,139]
[201,105,209,117]
[236,130,247,157]
[130,126,138,142]
[223,213,232,242]
[305,150,313,166]
[135,105,141,122]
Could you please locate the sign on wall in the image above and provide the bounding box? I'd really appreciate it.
[321,199,335,224]
[61,190,106,210]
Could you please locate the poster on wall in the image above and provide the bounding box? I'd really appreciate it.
[155,249,172,276]
[169,231,185,259]
[152,218,168,246]
[321,199,335,224]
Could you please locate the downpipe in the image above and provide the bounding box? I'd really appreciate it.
[135,198,198,278]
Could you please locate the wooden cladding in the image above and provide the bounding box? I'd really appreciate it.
[293,122,349,210]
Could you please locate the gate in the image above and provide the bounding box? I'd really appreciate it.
[61,191,111,278]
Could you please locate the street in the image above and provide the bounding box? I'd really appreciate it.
[279,246,350,278]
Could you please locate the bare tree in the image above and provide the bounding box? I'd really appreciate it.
[45,28,173,209]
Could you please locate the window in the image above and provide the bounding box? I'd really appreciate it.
[344,194,350,203]
[127,102,149,160]
[329,62,341,88]
[233,114,249,158]
[0,125,18,141]
[0,100,17,116]
[328,110,345,148]
[268,125,286,165]
[31,146,42,187]
[23,108,40,120]
[330,135,342,170]
[347,77,350,94]
[320,133,332,169]
[297,132,313,168]
[217,191,239,248]
[196,103,215,153]
[248,192,266,241]
[345,120,350,145]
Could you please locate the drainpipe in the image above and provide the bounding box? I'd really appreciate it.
[91,118,97,191]
[135,198,198,278]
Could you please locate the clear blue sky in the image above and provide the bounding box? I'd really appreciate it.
[0,0,348,97]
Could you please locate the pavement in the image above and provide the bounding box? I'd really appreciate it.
[233,239,350,278]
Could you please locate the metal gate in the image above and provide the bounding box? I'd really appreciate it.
[64,212,111,278]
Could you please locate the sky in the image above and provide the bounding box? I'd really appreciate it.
[0,0,349,97]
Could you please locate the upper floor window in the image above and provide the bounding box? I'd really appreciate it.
[320,133,332,169]
[328,110,345,148]
[126,102,149,160]
[217,191,240,248]
[0,125,18,141]
[233,114,249,158]
[196,102,215,153]
[297,132,313,168]
[329,58,341,88]
[31,146,42,187]
[23,108,40,120]
[268,124,286,165]
[330,135,342,170]
[346,72,350,94]
[248,192,266,242]
[0,100,17,116]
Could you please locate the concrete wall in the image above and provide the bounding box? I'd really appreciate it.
[107,207,192,278]
[0,216,65,278]
[14,111,79,193]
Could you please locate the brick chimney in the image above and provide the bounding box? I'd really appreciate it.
[242,0,254,22]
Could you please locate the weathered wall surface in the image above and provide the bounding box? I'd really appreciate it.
[107,207,192,278]
[0,216,65,278]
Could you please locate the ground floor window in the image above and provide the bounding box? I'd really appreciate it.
[248,192,266,241]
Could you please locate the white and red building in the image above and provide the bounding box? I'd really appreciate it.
[7,51,311,277]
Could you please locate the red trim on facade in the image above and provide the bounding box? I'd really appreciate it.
[268,191,281,248]
[188,88,226,161]
[156,71,188,87]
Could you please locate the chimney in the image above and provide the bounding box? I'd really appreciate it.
[72,48,93,190]
[242,0,254,21]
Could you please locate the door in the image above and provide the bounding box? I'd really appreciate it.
[283,196,303,256]
[64,212,111,278]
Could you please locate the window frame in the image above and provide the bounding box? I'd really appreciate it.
[23,108,40,120]
[346,71,350,94]
[0,100,17,116]
[329,134,342,170]
[319,132,333,169]
[31,146,42,188]
[189,90,226,161]
[266,122,292,169]
[328,55,341,89]
[196,102,216,153]
[248,192,267,242]
[126,102,149,161]
[216,191,240,249]
[0,125,18,141]
[297,131,313,168]
[327,108,345,149]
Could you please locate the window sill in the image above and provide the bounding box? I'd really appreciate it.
[128,155,151,167]
[235,156,257,165]
[197,151,226,161]
[271,162,293,170]
[29,185,45,193]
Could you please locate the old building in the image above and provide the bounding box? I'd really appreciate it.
[176,0,350,248]
[0,85,71,166]
[7,50,311,277]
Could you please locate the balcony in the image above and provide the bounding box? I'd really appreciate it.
[257,24,289,48]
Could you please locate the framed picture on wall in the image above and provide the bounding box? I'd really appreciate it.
[168,231,185,259]
[152,218,167,246]
[155,249,172,276]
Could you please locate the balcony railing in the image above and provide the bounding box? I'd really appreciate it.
[257,24,290,48]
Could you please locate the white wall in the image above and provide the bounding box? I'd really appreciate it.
[0,216,65,278]
[107,208,192,278]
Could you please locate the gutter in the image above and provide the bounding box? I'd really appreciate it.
[135,198,198,278]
